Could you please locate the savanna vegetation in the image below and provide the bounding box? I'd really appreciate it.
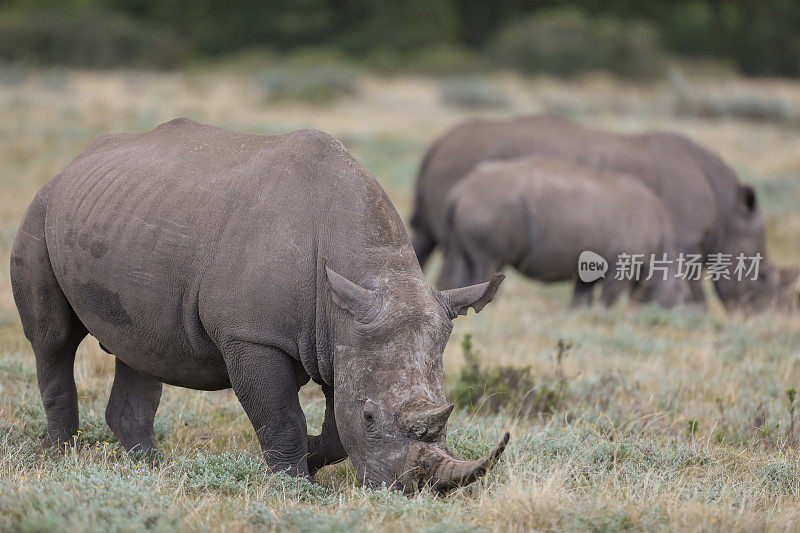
[0,62,799,531]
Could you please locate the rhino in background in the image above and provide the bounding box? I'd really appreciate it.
[411,115,798,312]
[437,155,688,307]
[11,118,508,493]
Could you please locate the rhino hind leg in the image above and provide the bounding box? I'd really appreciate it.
[223,341,310,477]
[105,357,162,457]
[571,279,597,307]
[307,384,347,476]
[686,279,707,310]
[11,189,88,448]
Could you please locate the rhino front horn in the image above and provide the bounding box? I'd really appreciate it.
[405,432,510,493]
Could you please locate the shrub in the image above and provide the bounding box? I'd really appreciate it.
[450,334,566,416]
[254,66,358,105]
[678,94,793,122]
[761,461,800,495]
[491,8,665,79]
[439,77,510,109]
[0,9,187,68]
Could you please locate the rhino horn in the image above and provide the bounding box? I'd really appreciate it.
[402,402,454,440]
[404,432,510,493]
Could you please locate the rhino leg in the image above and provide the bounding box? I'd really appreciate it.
[307,384,347,476]
[105,357,162,457]
[686,279,707,309]
[600,278,631,307]
[571,280,597,307]
[27,299,86,448]
[224,341,309,477]
[412,227,436,268]
[11,189,88,447]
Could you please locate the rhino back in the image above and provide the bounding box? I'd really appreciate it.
[420,115,716,255]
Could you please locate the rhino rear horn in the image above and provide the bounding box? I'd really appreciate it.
[402,402,454,440]
[324,263,382,324]
[438,273,504,318]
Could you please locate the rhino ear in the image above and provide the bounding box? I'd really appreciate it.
[738,185,757,215]
[438,273,504,319]
[324,264,382,324]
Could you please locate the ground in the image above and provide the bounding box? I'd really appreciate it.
[0,66,799,531]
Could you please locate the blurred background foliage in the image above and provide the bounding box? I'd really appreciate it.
[0,0,797,76]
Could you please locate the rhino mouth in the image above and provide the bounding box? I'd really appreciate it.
[399,432,510,494]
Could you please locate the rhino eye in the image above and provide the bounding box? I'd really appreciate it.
[362,399,379,428]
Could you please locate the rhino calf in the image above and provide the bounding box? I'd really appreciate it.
[437,155,687,307]
[11,118,508,492]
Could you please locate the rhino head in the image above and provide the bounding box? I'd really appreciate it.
[713,185,798,312]
[324,264,507,492]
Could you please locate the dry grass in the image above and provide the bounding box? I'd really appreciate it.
[1,67,800,532]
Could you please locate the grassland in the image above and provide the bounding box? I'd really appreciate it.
[0,66,799,532]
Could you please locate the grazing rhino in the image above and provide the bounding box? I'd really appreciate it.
[11,118,508,493]
[438,155,687,307]
[411,115,798,311]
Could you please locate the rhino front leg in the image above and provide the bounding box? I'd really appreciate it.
[224,341,309,477]
[105,357,162,457]
[600,277,632,307]
[307,384,347,476]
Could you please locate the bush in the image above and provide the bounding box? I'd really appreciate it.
[491,8,665,79]
[669,69,795,122]
[0,9,187,68]
[450,334,565,416]
[439,77,510,109]
[254,66,358,105]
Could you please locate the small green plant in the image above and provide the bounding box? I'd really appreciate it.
[786,386,797,445]
[761,420,779,439]
[555,339,572,395]
[687,418,700,437]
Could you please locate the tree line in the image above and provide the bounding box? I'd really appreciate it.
[0,0,797,76]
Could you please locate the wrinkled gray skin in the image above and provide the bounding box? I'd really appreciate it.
[412,115,798,312]
[11,118,509,493]
[438,156,688,308]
